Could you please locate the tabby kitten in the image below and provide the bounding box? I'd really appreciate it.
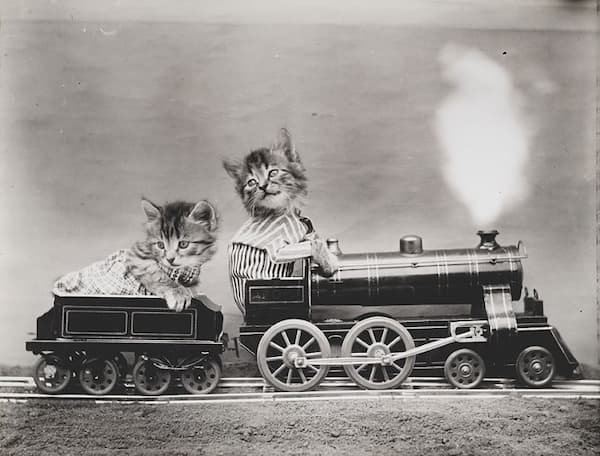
[223,128,337,314]
[53,199,219,312]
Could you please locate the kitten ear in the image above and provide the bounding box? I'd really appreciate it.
[271,128,301,163]
[188,200,219,232]
[141,198,161,223]
[222,159,242,181]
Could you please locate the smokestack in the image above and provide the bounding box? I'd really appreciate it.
[477,230,500,250]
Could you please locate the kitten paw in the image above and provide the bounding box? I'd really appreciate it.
[164,288,192,312]
[310,238,339,278]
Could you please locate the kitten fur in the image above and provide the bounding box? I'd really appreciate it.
[223,128,307,217]
[53,198,219,312]
[127,199,219,311]
[223,129,338,314]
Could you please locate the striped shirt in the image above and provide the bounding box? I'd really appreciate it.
[228,213,312,314]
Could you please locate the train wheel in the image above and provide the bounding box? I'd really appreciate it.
[78,358,119,395]
[444,349,485,389]
[515,346,555,388]
[257,319,330,392]
[33,355,72,394]
[132,358,172,396]
[181,358,221,394]
[341,317,415,390]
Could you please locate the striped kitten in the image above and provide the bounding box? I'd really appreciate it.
[223,129,337,314]
[53,199,219,312]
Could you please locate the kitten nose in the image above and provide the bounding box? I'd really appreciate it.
[259,183,268,191]
[166,256,176,265]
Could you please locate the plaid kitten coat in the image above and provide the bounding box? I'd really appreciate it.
[52,250,151,296]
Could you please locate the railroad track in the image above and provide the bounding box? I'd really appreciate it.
[1,376,598,404]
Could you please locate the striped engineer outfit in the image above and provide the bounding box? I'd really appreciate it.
[228,212,313,315]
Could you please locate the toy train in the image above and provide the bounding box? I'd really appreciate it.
[26,230,580,395]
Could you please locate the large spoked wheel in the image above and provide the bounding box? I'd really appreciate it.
[132,358,172,396]
[33,354,72,394]
[79,358,119,395]
[444,348,486,389]
[515,346,555,388]
[181,358,221,394]
[257,319,330,392]
[341,317,415,390]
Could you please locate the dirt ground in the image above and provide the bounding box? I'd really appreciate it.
[0,396,598,456]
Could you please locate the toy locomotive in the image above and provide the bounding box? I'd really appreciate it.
[239,230,579,391]
[26,230,580,395]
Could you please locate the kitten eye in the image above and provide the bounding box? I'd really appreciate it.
[156,241,165,249]
[246,178,258,188]
[268,169,279,179]
[178,240,189,249]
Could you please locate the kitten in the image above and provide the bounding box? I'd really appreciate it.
[223,128,338,315]
[53,199,219,312]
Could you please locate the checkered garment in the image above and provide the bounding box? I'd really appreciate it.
[52,250,200,296]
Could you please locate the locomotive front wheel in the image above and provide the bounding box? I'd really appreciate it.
[444,348,485,389]
[341,317,415,390]
[33,355,72,394]
[181,358,221,394]
[257,319,331,392]
[132,358,172,396]
[515,346,555,388]
[78,358,119,395]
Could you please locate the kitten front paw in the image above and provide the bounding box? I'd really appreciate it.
[163,287,192,312]
[311,238,339,278]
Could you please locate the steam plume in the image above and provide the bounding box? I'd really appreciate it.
[434,44,532,227]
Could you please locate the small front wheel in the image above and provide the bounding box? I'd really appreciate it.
[444,348,485,389]
[33,354,72,394]
[515,346,555,388]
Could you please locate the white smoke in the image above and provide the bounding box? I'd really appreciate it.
[434,44,532,227]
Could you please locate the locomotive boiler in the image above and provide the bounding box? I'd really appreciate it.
[240,230,580,392]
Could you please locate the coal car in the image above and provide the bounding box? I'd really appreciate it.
[26,295,223,395]
[239,230,580,392]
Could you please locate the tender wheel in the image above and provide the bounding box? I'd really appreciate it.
[257,319,330,392]
[78,358,119,395]
[33,355,72,394]
[444,348,485,389]
[132,358,172,396]
[515,346,555,388]
[181,358,221,394]
[341,317,415,390]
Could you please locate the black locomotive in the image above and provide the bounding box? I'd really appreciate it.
[239,230,579,391]
[26,230,580,395]
[26,295,223,395]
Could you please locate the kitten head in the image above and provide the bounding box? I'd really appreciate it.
[139,198,219,269]
[223,128,307,217]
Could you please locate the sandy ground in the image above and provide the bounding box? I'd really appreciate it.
[0,397,598,456]
[1,363,599,455]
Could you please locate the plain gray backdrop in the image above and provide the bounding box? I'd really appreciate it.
[0,0,597,367]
